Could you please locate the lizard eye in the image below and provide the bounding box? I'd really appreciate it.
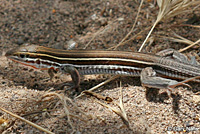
[19,54,29,58]
[19,54,25,58]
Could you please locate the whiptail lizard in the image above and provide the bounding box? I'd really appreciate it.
[5,45,200,92]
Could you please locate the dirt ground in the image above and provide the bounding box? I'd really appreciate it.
[0,0,200,134]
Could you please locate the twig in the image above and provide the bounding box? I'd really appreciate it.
[82,90,113,102]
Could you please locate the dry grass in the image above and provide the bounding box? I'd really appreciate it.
[84,84,131,129]
[164,32,200,52]
[109,0,144,50]
[139,0,200,52]
[179,38,200,52]
[42,92,92,133]
[167,32,195,45]
[0,107,54,134]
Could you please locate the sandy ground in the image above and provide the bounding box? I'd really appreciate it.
[0,0,200,133]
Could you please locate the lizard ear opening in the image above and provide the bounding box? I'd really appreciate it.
[5,45,29,57]
[5,48,16,57]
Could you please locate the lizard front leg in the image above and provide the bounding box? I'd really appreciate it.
[55,66,80,92]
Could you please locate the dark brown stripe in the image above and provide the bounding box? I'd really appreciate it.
[26,54,152,68]
[35,45,159,63]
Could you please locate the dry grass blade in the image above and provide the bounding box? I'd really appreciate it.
[43,92,74,132]
[139,0,200,52]
[117,84,130,128]
[172,32,194,44]
[172,24,200,28]
[0,107,54,134]
[75,75,120,99]
[179,38,200,52]
[109,26,151,49]
[84,26,106,49]
[95,84,130,129]
[96,100,130,129]
[83,18,124,49]
[43,92,91,117]
[110,0,144,50]
[164,32,194,45]
[161,32,200,51]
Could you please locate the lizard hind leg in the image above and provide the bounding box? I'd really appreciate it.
[140,67,191,98]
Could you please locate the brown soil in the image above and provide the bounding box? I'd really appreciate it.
[0,0,200,134]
